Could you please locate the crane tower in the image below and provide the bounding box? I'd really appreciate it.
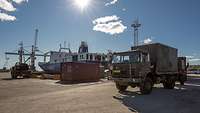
[131,19,141,47]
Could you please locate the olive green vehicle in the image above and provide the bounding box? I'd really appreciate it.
[111,43,187,94]
[11,62,31,79]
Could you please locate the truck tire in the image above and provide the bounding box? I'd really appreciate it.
[11,74,14,79]
[140,77,153,94]
[179,74,187,85]
[11,72,17,79]
[116,83,128,92]
[163,78,175,89]
[130,84,136,88]
[23,71,31,78]
[180,81,184,85]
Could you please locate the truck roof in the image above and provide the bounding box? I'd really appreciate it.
[113,49,148,56]
[131,43,177,50]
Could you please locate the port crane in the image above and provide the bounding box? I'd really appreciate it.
[5,29,50,72]
[131,19,141,47]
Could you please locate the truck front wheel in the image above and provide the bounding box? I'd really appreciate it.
[163,78,175,89]
[140,77,153,94]
[115,83,128,92]
[179,74,187,85]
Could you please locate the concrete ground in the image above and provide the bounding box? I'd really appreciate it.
[0,72,200,113]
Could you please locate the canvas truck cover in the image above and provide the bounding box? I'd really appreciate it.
[132,43,178,74]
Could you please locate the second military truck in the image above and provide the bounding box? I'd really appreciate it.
[111,43,187,94]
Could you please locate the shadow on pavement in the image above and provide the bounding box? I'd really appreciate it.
[55,79,107,85]
[1,77,25,80]
[113,77,200,113]
[1,78,13,80]
[55,80,99,85]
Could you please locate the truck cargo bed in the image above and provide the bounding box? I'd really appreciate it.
[132,43,178,74]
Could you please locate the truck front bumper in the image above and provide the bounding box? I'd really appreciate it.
[111,77,141,84]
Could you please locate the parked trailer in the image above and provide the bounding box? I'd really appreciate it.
[111,43,187,94]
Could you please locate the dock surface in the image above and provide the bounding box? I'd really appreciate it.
[0,73,200,113]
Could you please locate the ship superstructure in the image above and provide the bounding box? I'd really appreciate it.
[38,41,107,74]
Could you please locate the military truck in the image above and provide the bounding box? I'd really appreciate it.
[111,43,187,94]
[11,62,31,79]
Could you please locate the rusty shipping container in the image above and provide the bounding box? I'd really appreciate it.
[61,62,100,83]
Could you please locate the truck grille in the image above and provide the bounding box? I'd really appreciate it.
[112,69,133,78]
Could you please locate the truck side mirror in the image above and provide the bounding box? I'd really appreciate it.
[150,65,154,69]
[186,63,189,69]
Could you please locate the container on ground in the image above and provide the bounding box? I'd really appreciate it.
[61,62,100,83]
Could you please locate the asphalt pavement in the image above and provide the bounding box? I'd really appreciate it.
[0,73,200,113]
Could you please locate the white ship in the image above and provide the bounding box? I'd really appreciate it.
[38,41,108,74]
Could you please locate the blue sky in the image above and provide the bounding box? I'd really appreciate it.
[0,0,200,69]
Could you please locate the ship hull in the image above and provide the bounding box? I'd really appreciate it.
[38,62,61,74]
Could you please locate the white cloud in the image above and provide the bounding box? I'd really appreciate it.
[105,0,118,6]
[144,38,152,44]
[12,0,28,4]
[0,12,16,21]
[186,54,200,64]
[189,58,200,62]
[93,15,119,24]
[186,56,194,59]
[122,8,126,11]
[92,15,127,35]
[0,0,27,22]
[0,0,16,12]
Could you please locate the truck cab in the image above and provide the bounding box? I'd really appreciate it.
[111,50,153,94]
[11,62,31,79]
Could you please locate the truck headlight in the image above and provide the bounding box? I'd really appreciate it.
[110,65,113,70]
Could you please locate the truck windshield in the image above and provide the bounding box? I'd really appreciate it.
[112,53,140,63]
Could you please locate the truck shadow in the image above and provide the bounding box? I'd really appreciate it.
[1,78,25,80]
[113,77,200,113]
[1,77,25,80]
[56,80,100,85]
[1,78,13,80]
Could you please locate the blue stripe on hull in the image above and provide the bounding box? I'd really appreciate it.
[38,62,61,74]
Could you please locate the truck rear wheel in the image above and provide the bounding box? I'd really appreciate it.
[115,83,128,92]
[140,77,153,94]
[163,78,175,89]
